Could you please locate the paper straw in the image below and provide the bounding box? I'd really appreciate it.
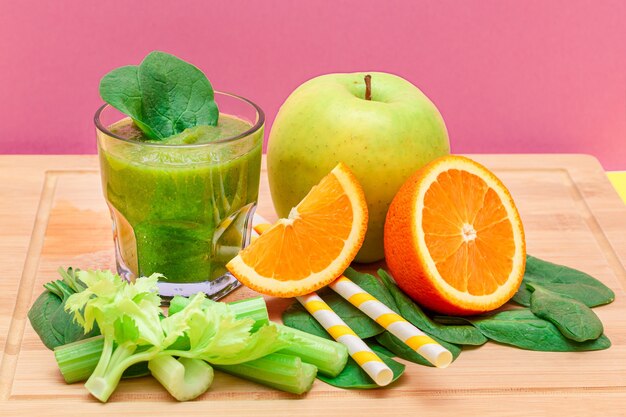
[297,293,394,386]
[329,276,453,368]
[251,223,405,379]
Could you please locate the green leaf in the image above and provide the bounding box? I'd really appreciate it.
[377,269,487,346]
[375,331,461,367]
[528,283,603,342]
[65,271,164,347]
[99,51,219,139]
[367,338,395,358]
[113,315,140,344]
[56,267,88,293]
[28,291,67,349]
[28,271,99,350]
[469,309,611,351]
[317,343,405,389]
[512,255,615,307]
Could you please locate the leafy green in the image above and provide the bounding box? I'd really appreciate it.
[375,331,461,367]
[367,338,395,357]
[282,289,384,339]
[284,262,613,373]
[64,271,289,402]
[64,271,168,402]
[512,255,615,307]
[317,343,405,389]
[99,51,219,140]
[469,309,611,351]
[377,269,487,346]
[168,295,269,333]
[528,283,603,342]
[28,267,99,349]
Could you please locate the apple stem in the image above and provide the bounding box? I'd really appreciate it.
[364,74,372,100]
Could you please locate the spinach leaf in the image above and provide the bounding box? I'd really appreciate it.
[282,288,385,339]
[317,343,405,389]
[375,331,461,367]
[29,290,67,349]
[99,51,219,140]
[528,283,603,342]
[469,309,611,351]
[432,315,473,326]
[367,338,395,357]
[28,268,99,350]
[378,269,487,346]
[98,65,159,138]
[512,255,615,307]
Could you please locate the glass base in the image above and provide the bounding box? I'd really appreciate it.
[113,213,266,303]
[157,273,241,301]
[116,264,241,303]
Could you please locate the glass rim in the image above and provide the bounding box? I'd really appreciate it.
[94,91,265,148]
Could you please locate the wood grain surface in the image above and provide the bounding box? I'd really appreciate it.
[0,154,625,416]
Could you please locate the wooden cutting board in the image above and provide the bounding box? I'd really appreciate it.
[0,154,625,417]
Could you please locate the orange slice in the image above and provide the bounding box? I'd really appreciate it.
[384,155,526,315]
[227,163,368,297]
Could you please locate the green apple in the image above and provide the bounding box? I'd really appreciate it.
[267,72,450,262]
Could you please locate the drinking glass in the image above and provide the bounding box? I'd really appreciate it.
[95,92,264,299]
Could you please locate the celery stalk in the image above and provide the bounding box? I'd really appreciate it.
[215,353,317,395]
[54,336,104,383]
[276,324,348,377]
[226,297,269,332]
[148,356,214,401]
[55,336,150,383]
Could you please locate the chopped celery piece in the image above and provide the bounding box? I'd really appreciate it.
[227,297,269,332]
[148,356,214,401]
[216,353,317,395]
[276,324,348,377]
[54,336,104,383]
[54,336,150,383]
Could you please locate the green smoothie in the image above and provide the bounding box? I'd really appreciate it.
[98,115,262,283]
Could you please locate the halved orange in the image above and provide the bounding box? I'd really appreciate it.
[227,163,368,297]
[384,155,526,315]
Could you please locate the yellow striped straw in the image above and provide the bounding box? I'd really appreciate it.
[297,293,394,386]
[329,276,453,368]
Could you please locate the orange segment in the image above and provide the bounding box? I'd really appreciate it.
[227,163,368,297]
[384,155,526,315]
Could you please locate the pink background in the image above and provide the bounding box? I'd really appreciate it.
[1,0,624,169]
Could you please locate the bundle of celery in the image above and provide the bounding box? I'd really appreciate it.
[28,269,348,402]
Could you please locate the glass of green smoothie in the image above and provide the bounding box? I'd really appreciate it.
[95,91,264,299]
